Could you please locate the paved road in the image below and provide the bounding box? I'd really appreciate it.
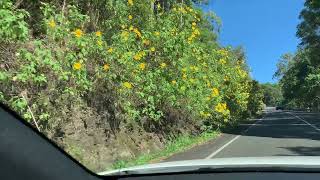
[165,110,320,161]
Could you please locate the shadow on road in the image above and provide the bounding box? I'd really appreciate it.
[276,146,320,156]
[220,111,320,141]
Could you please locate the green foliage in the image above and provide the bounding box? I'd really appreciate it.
[273,53,294,80]
[112,131,219,169]
[260,83,282,107]
[275,0,320,110]
[297,0,320,66]
[0,0,29,41]
[247,80,264,116]
[276,50,319,109]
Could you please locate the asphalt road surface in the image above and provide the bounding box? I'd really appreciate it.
[165,110,320,161]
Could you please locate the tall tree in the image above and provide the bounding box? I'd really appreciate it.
[297,0,320,66]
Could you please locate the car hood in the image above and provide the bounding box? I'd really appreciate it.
[99,156,320,176]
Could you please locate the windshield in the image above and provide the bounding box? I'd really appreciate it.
[1,0,319,174]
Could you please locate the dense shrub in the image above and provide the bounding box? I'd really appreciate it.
[0,0,264,170]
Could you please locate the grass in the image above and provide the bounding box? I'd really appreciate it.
[111,130,220,170]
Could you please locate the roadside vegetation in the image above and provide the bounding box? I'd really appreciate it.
[0,0,264,171]
[274,0,320,111]
[112,131,219,169]
[260,83,282,107]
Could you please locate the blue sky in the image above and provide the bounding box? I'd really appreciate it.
[201,0,304,83]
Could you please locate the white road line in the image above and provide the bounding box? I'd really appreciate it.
[286,112,320,132]
[204,134,241,159]
[205,116,263,159]
[240,124,309,126]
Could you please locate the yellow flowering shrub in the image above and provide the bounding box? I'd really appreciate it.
[0,0,268,172]
[0,0,262,138]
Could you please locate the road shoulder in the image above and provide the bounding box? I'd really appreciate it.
[163,117,261,162]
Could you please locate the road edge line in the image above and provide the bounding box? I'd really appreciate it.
[204,115,264,159]
[286,112,320,132]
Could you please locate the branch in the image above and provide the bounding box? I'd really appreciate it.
[14,0,24,9]
[62,0,66,15]
[21,94,40,132]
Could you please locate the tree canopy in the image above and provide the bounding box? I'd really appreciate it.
[275,0,320,110]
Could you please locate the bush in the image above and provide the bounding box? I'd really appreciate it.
[0,0,263,171]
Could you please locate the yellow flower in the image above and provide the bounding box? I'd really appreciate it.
[215,103,227,113]
[139,63,146,70]
[150,47,156,52]
[200,111,211,118]
[171,80,177,85]
[74,29,83,38]
[107,48,113,53]
[192,22,197,26]
[182,74,187,79]
[134,51,145,61]
[173,7,177,11]
[128,0,133,6]
[170,29,177,36]
[206,97,211,101]
[178,7,187,13]
[218,49,228,57]
[154,31,160,36]
[129,26,134,31]
[182,68,187,72]
[121,31,129,41]
[219,58,227,64]
[73,62,82,70]
[97,40,103,46]
[133,54,140,61]
[48,19,56,28]
[193,29,200,36]
[211,88,219,97]
[121,25,126,29]
[160,62,167,68]
[133,28,142,38]
[128,15,133,20]
[143,39,150,46]
[95,31,102,37]
[103,64,110,71]
[123,82,133,89]
[157,3,161,9]
[189,78,195,83]
[139,51,146,56]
